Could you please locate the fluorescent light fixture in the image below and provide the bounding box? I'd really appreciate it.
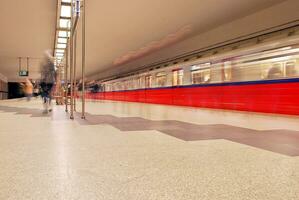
[56,53,64,56]
[58,30,70,38]
[57,43,67,48]
[270,56,291,62]
[59,19,70,29]
[62,0,71,2]
[56,49,65,53]
[61,5,71,17]
[58,38,67,43]
[58,31,67,37]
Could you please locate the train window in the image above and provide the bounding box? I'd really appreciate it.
[112,83,117,91]
[119,82,124,91]
[191,64,211,84]
[232,62,264,82]
[286,61,299,77]
[106,84,111,92]
[172,69,183,86]
[145,75,152,88]
[135,77,142,89]
[124,80,128,90]
[267,63,283,79]
[128,79,134,90]
[156,72,167,87]
[223,61,232,81]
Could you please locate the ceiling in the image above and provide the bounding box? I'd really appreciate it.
[76,0,287,80]
[0,0,289,81]
[0,0,56,81]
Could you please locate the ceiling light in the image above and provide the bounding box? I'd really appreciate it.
[58,31,67,37]
[58,30,70,38]
[62,0,71,2]
[58,38,67,43]
[59,19,71,29]
[56,49,65,53]
[57,43,67,48]
[61,5,71,17]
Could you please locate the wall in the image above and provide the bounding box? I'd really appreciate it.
[0,73,8,100]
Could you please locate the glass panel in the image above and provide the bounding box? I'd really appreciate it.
[286,60,299,77]
[191,63,211,84]
[172,71,178,86]
[267,63,284,79]
[192,69,211,84]
[145,75,152,88]
[156,72,166,87]
[223,61,232,81]
[172,69,184,86]
[140,76,145,88]
[232,61,285,82]
[178,70,183,85]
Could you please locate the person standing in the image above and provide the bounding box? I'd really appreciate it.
[24,78,33,101]
[40,50,56,113]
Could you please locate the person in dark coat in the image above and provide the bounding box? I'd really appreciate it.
[40,50,56,113]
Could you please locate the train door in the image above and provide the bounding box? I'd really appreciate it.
[145,75,152,88]
[172,69,183,86]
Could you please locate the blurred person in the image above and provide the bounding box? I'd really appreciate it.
[40,50,56,113]
[32,80,39,97]
[33,84,40,98]
[24,78,33,101]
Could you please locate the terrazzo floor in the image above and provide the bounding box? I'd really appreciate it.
[0,98,298,200]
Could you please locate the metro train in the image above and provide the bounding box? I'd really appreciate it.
[85,34,299,115]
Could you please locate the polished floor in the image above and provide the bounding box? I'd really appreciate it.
[0,98,298,200]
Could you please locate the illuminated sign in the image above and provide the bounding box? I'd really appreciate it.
[19,70,29,77]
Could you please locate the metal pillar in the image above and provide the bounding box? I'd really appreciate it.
[70,0,74,119]
[81,0,86,119]
[65,41,69,112]
[73,30,77,112]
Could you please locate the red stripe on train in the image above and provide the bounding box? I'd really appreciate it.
[85,82,299,115]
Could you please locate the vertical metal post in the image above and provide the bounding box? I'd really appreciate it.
[18,57,21,72]
[26,57,29,72]
[73,30,77,112]
[65,41,69,112]
[81,0,86,119]
[70,1,74,119]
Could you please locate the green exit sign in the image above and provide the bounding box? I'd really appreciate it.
[19,70,29,77]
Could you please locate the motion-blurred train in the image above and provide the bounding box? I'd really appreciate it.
[85,31,299,115]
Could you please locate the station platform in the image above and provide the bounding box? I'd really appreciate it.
[0,99,298,199]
